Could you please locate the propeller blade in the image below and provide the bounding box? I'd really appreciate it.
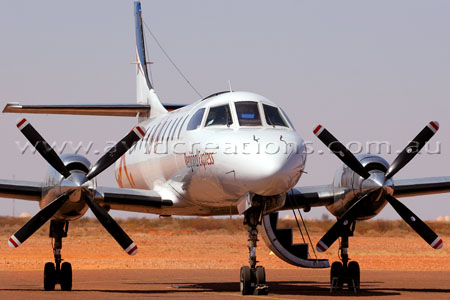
[85,196,138,255]
[385,194,443,250]
[86,126,145,180]
[313,125,370,179]
[385,121,439,179]
[16,118,71,178]
[316,194,368,252]
[8,191,72,248]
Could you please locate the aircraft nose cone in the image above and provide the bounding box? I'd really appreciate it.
[237,147,304,196]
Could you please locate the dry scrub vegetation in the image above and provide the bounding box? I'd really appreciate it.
[0,216,449,271]
[1,216,449,237]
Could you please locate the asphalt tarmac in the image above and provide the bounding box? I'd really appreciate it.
[0,269,449,300]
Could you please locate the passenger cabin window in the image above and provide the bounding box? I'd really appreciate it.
[186,108,205,131]
[263,104,288,127]
[234,101,261,126]
[205,104,233,127]
[171,117,181,141]
[177,115,189,139]
[155,120,167,142]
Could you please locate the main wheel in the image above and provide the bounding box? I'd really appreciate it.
[60,262,72,291]
[255,266,266,285]
[254,266,268,295]
[44,262,56,291]
[240,266,253,295]
[348,261,360,291]
[330,261,343,289]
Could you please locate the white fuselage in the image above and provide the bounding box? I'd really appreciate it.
[114,91,306,216]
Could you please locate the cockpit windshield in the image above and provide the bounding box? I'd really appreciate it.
[205,104,233,127]
[234,101,262,126]
[263,104,288,127]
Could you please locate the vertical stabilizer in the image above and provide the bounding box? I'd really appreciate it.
[134,0,167,119]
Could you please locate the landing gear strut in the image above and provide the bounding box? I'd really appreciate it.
[330,222,360,293]
[240,206,268,295]
[44,220,72,291]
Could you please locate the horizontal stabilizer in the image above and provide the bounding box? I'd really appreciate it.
[3,103,184,117]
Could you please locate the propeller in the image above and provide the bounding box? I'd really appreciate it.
[85,195,137,255]
[313,125,370,179]
[8,191,73,248]
[314,122,443,252]
[16,118,71,178]
[385,121,439,179]
[385,194,442,249]
[316,194,369,252]
[86,126,145,180]
[10,119,145,256]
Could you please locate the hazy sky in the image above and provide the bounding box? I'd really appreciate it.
[1,0,449,220]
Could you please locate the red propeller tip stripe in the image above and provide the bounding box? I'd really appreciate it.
[313,125,323,135]
[431,237,443,250]
[127,246,138,256]
[16,118,28,130]
[429,121,439,132]
[134,126,146,139]
[8,236,21,248]
[316,241,328,252]
[125,242,138,256]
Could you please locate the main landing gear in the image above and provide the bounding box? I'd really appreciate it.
[240,206,268,295]
[44,220,72,291]
[330,224,360,293]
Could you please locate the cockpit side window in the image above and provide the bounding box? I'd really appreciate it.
[205,104,233,127]
[234,101,262,126]
[186,108,205,131]
[280,108,295,129]
[263,104,288,127]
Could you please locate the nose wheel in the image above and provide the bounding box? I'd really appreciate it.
[240,206,269,295]
[44,221,72,291]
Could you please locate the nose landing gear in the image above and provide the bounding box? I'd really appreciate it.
[240,206,269,295]
[44,221,72,291]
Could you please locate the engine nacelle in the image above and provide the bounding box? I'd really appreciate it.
[327,154,393,220]
[41,154,96,221]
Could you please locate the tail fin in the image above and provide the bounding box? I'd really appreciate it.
[134,0,167,119]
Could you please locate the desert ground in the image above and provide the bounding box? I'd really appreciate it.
[0,217,450,299]
[1,217,449,271]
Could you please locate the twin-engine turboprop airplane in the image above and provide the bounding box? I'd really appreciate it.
[2,0,450,295]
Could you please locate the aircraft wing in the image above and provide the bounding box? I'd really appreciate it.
[393,176,450,198]
[95,186,173,213]
[283,176,450,211]
[0,179,172,213]
[0,179,42,201]
[282,185,335,211]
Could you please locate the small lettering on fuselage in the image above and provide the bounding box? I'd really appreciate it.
[184,151,215,170]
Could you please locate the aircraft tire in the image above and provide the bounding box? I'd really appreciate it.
[60,262,72,291]
[44,262,56,291]
[348,261,360,291]
[240,266,253,295]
